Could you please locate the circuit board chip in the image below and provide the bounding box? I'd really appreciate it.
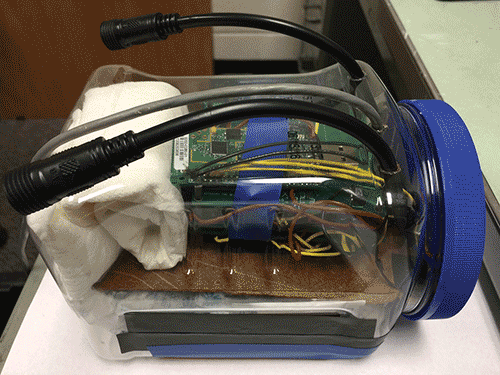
[211,141,228,155]
[226,128,242,140]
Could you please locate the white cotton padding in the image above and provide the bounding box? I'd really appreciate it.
[27,81,189,308]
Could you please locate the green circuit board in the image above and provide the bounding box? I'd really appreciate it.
[170,119,375,184]
[166,109,387,252]
[169,115,383,213]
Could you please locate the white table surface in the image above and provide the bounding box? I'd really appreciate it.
[2,270,500,375]
[388,0,500,204]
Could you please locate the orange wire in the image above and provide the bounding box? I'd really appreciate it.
[189,204,372,229]
[188,189,384,262]
[234,119,249,130]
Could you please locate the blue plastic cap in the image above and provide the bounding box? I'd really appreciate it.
[400,99,485,320]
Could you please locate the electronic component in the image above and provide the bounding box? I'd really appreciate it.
[226,128,241,140]
[168,113,385,253]
[211,141,228,155]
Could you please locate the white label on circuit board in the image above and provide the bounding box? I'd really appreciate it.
[173,135,190,170]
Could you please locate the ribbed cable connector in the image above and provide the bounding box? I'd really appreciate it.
[3,131,144,215]
[100,12,182,50]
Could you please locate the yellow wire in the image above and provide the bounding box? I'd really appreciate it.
[275,217,289,226]
[293,234,333,253]
[216,166,383,187]
[326,230,360,245]
[251,159,384,181]
[214,222,363,256]
[220,166,374,183]
[270,240,339,257]
[301,251,341,257]
[293,233,313,249]
[325,230,361,253]
[253,158,362,170]
[305,231,325,243]
[219,158,383,182]
[301,245,333,253]
[265,156,362,171]
[217,166,325,177]
[261,163,382,183]
[402,189,415,206]
[232,158,382,180]
[341,235,350,253]
[214,232,337,256]
[303,231,334,252]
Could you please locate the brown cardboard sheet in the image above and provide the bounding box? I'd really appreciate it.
[94,235,400,304]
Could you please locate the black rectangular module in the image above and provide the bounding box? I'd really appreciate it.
[212,141,228,154]
[118,311,380,354]
[123,312,376,337]
[226,128,242,140]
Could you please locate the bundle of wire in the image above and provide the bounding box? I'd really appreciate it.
[190,188,384,262]
[202,158,384,188]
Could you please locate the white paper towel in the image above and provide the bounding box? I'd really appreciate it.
[27,81,189,307]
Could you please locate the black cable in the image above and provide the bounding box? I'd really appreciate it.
[189,150,364,179]
[4,132,143,215]
[135,98,398,171]
[188,140,365,176]
[4,99,398,216]
[100,12,364,80]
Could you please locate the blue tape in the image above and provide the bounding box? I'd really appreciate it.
[148,344,378,359]
[228,117,289,241]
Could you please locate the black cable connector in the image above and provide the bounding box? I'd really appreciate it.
[4,131,143,216]
[100,12,364,80]
[100,13,182,50]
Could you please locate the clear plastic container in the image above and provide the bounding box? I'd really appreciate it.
[25,61,483,359]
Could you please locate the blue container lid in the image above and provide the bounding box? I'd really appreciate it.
[399,100,485,320]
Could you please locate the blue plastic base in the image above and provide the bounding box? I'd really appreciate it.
[147,344,378,359]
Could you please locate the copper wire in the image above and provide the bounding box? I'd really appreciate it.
[188,190,384,261]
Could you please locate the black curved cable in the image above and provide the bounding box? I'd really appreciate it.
[100,12,364,80]
[177,13,364,80]
[135,98,397,171]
